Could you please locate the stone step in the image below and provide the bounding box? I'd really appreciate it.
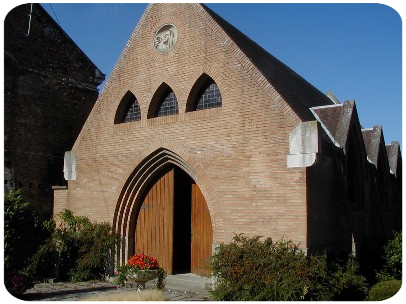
[165,273,212,291]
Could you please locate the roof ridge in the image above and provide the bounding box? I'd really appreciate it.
[199,4,334,120]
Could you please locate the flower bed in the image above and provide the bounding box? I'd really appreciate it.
[5,273,34,297]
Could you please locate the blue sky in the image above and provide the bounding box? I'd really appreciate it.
[19,2,404,146]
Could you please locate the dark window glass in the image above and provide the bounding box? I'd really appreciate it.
[157,91,179,117]
[196,82,222,110]
[124,99,141,122]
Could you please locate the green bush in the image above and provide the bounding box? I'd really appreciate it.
[369,280,402,301]
[376,231,402,282]
[26,209,119,282]
[211,235,310,301]
[4,190,50,274]
[211,234,368,301]
[306,253,368,301]
[4,189,30,272]
[71,220,119,282]
[329,256,369,300]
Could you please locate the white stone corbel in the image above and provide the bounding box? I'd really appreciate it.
[287,121,320,168]
[64,151,77,180]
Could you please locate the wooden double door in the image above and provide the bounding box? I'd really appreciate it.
[135,167,213,276]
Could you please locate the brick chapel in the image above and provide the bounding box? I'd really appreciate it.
[52,3,402,276]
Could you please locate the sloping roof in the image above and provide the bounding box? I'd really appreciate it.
[311,104,343,143]
[361,126,385,168]
[201,4,334,121]
[334,101,361,149]
[310,101,364,150]
[386,141,401,177]
[5,4,104,86]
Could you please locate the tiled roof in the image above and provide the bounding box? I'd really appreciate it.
[311,101,363,150]
[201,4,334,121]
[312,104,343,141]
[386,141,401,177]
[361,126,384,168]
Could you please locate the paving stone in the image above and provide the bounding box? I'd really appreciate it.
[19,281,211,301]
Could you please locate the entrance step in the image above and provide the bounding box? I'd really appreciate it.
[166,273,212,291]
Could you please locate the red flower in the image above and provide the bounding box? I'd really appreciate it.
[126,253,160,270]
[5,274,34,295]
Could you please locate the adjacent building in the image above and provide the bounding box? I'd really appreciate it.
[4,3,104,215]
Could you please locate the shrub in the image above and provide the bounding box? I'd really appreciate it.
[369,280,402,301]
[4,190,27,263]
[26,209,119,282]
[328,256,369,300]
[69,220,119,282]
[305,254,366,300]
[211,234,310,301]
[376,231,402,282]
[4,190,50,274]
[211,234,368,301]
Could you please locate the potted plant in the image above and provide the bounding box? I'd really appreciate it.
[0,273,34,297]
[117,254,166,291]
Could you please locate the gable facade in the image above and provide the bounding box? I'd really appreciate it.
[53,3,401,275]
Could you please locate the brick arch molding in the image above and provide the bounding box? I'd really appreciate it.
[147,75,185,113]
[112,141,224,265]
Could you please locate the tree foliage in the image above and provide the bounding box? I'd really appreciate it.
[376,231,402,282]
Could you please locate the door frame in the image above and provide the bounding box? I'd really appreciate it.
[112,147,220,268]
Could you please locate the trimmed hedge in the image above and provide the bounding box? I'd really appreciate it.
[369,280,402,301]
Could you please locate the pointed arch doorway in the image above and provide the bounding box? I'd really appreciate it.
[134,165,213,276]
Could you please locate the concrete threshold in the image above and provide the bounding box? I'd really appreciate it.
[166,273,212,291]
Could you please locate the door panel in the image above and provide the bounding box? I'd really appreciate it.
[191,183,213,276]
[135,168,174,274]
[135,169,213,276]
